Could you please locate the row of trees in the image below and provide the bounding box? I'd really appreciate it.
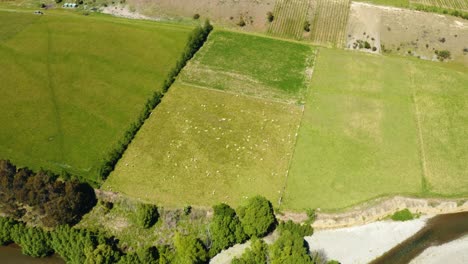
[0,160,96,227]
[99,20,214,181]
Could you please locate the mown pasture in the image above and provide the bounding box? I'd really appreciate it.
[0,10,192,183]
[103,84,303,207]
[283,48,468,211]
[178,30,314,103]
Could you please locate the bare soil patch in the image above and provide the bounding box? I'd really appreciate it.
[126,0,275,31]
[346,2,468,65]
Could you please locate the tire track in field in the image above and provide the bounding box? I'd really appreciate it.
[408,63,430,193]
[45,24,66,163]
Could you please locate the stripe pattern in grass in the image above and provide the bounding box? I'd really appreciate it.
[268,0,310,39]
[410,0,468,11]
[309,0,351,47]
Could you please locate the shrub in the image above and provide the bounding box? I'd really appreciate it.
[267,11,274,22]
[136,203,159,228]
[436,50,451,61]
[364,41,371,49]
[237,18,246,27]
[278,220,313,237]
[238,196,276,238]
[183,205,192,215]
[372,46,377,51]
[55,0,62,3]
[193,14,200,20]
[303,21,311,32]
[391,209,414,221]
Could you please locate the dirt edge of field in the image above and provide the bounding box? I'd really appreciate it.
[278,195,468,229]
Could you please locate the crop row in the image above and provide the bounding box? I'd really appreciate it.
[411,0,468,11]
[310,0,351,47]
[268,0,310,39]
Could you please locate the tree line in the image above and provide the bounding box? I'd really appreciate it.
[98,20,214,182]
[0,160,96,227]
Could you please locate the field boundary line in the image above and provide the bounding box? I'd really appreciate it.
[176,80,298,106]
[277,48,319,209]
[409,64,429,193]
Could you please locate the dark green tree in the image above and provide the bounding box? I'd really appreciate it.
[270,230,313,264]
[238,196,276,238]
[85,244,121,264]
[173,233,208,264]
[209,203,247,257]
[18,226,53,257]
[232,237,269,264]
[136,203,159,228]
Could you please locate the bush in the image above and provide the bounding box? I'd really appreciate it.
[193,14,200,20]
[435,50,451,61]
[277,220,313,237]
[391,209,414,221]
[237,18,246,27]
[55,0,62,3]
[136,203,159,228]
[364,41,371,49]
[183,205,192,215]
[238,196,276,238]
[303,21,311,32]
[372,46,377,51]
[267,11,274,22]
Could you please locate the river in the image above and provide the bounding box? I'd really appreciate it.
[371,211,468,264]
[0,244,64,264]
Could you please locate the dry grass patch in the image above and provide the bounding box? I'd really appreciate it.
[104,84,302,207]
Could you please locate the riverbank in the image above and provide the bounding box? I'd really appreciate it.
[278,196,468,229]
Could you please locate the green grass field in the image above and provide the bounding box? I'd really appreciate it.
[178,30,314,103]
[103,84,303,207]
[283,48,468,211]
[0,10,192,183]
[357,0,410,7]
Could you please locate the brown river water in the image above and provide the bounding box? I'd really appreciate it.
[0,244,64,264]
[371,211,468,264]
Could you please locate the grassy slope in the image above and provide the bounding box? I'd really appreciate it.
[283,48,467,211]
[0,10,192,182]
[178,30,313,103]
[104,84,303,207]
[357,0,410,7]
